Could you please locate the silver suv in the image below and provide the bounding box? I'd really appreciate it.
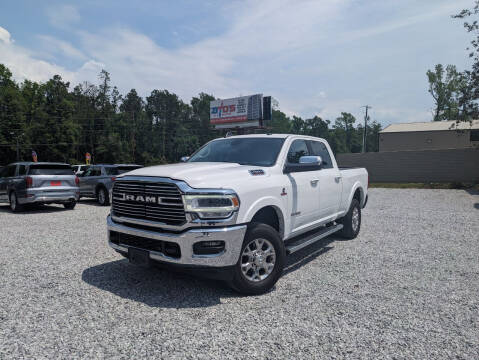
[0,162,79,212]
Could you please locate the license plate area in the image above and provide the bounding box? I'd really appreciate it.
[50,181,61,186]
[128,248,150,266]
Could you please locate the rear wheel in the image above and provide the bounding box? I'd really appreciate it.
[97,187,110,206]
[337,198,361,239]
[230,223,285,295]
[9,192,24,212]
[63,200,76,210]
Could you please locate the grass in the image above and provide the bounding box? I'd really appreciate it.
[369,182,479,190]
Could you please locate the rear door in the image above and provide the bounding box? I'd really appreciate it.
[308,140,342,219]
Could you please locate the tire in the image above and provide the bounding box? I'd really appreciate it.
[63,200,76,210]
[230,223,285,295]
[337,198,361,239]
[9,192,24,212]
[97,187,110,206]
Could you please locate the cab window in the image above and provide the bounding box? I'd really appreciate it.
[6,165,17,177]
[18,165,27,176]
[86,167,101,176]
[308,141,333,169]
[287,140,309,164]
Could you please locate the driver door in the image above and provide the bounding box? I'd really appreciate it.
[285,139,321,234]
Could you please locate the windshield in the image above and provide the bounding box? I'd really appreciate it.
[104,167,119,175]
[117,166,142,174]
[188,137,285,166]
[28,164,74,175]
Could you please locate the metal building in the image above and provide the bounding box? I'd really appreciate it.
[379,120,479,152]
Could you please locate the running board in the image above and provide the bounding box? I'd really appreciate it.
[285,224,343,254]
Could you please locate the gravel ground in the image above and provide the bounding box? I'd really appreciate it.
[0,189,478,359]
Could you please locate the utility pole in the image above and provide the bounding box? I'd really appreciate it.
[361,105,371,153]
[10,132,23,161]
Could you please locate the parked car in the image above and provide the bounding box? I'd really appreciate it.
[78,164,118,206]
[72,164,89,176]
[107,134,368,294]
[114,164,143,174]
[0,162,79,211]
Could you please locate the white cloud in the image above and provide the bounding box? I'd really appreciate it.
[46,4,81,29]
[0,26,12,44]
[36,35,86,60]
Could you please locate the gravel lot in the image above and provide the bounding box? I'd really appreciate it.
[0,189,478,359]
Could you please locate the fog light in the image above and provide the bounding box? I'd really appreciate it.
[193,241,225,255]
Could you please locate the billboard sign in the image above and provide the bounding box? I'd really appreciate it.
[210,94,263,127]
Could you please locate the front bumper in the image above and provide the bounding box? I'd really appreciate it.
[107,215,247,267]
[19,188,79,204]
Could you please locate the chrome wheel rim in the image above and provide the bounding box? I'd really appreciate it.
[99,190,105,204]
[10,194,16,210]
[241,238,276,282]
[352,207,360,232]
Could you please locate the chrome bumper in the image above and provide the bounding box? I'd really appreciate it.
[107,215,247,267]
[20,189,79,204]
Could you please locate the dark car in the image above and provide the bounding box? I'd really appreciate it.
[0,162,79,212]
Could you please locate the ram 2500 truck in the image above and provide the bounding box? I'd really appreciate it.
[107,134,368,294]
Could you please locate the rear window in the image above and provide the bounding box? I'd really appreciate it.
[117,166,142,174]
[28,165,74,175]
[104,167,119,175]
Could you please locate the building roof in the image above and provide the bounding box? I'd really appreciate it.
[380,120,479,133]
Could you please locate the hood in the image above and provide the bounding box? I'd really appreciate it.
[118,162,269,188]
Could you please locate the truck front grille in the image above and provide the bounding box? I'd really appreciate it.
[112,180,186,225]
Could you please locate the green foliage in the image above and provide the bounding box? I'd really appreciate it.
[0,64,382,165]
[427,1,479,121]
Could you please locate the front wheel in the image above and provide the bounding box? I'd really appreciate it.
[97,187,110,206]
[337,198,361,239]
[9,192,24,212]
[230,223,285,295]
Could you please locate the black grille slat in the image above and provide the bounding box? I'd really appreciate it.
[112,180,186,225]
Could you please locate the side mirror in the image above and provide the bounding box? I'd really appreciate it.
[180,156,190,162]
[284,156,322,173]
[299,155,322,166]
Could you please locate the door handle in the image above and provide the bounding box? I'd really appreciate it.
[334,176,342,182]
[310,179,319,185]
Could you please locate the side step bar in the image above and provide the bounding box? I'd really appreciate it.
[285,224,343,254]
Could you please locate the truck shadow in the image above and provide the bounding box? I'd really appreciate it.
[82,236,337,308]
[81,259,236,308]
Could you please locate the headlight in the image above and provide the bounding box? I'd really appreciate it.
[183,194,239,219]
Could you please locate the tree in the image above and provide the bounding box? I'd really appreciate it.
[271,109,291,133]
[452,1,479,119]
[0,64,25,163]
[426,64,462,121]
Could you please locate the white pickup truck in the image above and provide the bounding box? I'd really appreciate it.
[107,134,368,294]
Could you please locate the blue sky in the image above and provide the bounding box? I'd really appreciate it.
[0,0,473,126]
